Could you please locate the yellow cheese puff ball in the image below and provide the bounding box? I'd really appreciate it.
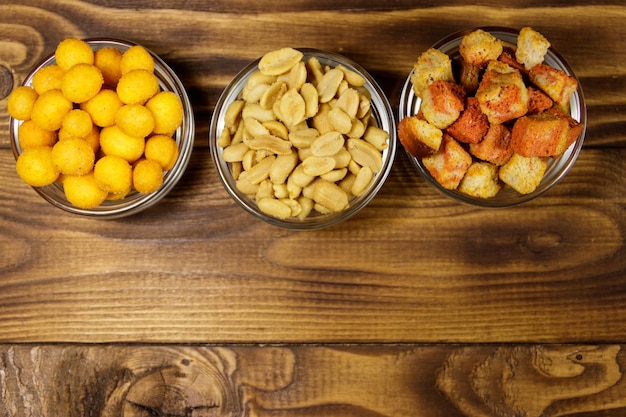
[116,69,159,104]
[63,172,108,209]
[61,63,104,103]
[18,120,58,149]
[15,146,60,187]
[30,89,73,131]
[145,134,179,170]
[7,86,39,120]
[94,154,133,193]
[55,38,94,71]
[81,89,123,127]
[133,158,163,193]
[145,91,183,136]
[120,45,154,74]
[115,104,155,138]
[51,137,95,176]
[60,109,93,138]
[94,47,123,88]
[106,187,131,201]
[81,125,101,154]
[99,125,145,162]
[32,64,65,95]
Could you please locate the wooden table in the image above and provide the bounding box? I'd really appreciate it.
[1,1,625,416]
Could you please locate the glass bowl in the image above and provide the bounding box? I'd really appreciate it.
[398,27,587,207]
[9,38,194,218]
[210,48,396,229]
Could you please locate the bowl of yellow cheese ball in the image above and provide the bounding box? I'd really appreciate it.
[210,47,396,229]
[7,38,194,218]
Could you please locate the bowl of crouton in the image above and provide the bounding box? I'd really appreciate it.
[398,26,586,207]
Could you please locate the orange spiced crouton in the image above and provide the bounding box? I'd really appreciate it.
[498,46,527,74]
[516,27,551,71]
[459,29,503,68]
[510,111,581,157]
[469,123,513,165]
[410,48,455,97]
[499,153,547,194]
[527,86,554,114]
[446,97,489,144]
[476,60,529,124]
[422,134,472,190]
[398,115,443,158]
[455,58,482,94]
[420,80,466,129]
[458,161,501,198]
[529,63,578,108]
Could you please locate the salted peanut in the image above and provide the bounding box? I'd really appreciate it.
[263,120,289,140]
[222,142,250,162]
[243,71,277,98]
[231,161,243,180]
[311,103,333,134]
[301,83,319,118]
[273,183,289,199]
[245,155,275,184]
[231,121,245,146]
[339,172,357,194]
[328,107,352,134]
[258,197,292,218]
[347,138,383,173]
[255,179,275,201]
[337,64,366,87]
[242,149,256,171]
[289,128,319,148]
[310,131,345,157]
[363,125,390,151]
[247,134,292,155]
[317,68,344,103]
[242,102,276,122]
[270,150,298,184]
[337,80,350,97]
[244,117,270,137]
[357,94,371,119]
[321,167,348,182]
[297,147,313,161]
[259,81,286,110]
[335,88,360,119]
[224,100,245,133]
[243,82,269,104]
[306,56,325,85]
[347,119,366,138]
[277,88,306,126]
[284,61,307,90]
[290,163,315,187]
[348,158,362,176]
[312,179,349,212]
[259,47,304,76]
[351,165,373,196]
[297,196,314,219]
[236,172,260,195]
[287,174,303,199]
[330,147,352,168]
[302,155,336,176]
[280,198,302,216]
[218,127,231,148]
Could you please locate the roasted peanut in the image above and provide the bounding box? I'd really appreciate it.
[351,165,373,196]
[363,125,390,151]
[258,47,303,76]
[312,179,349,212]
[224,100,244,133]
[259,81,287,110]
[247,134,292,155]
[222,142,250,162]
[310,130,344,157]
[245,155,275,184]
[347,138,383,173]
[270,150,298,184]
[257,197,292,218]
[328,107,352,134]
[302,155,336,176]
[317,68,344,103]
[277,88,306,126]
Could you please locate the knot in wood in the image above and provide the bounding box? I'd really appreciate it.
[0,65,14,100]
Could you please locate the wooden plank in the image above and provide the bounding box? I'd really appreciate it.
[1,344,626,417]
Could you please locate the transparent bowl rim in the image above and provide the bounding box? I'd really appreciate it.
[209,47,397,229]
[9,38,195,219]
[398,26,587,208]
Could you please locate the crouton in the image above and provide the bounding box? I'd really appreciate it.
[422,134,472,190]
[510,111,580,157]
[420,80,466,129]
[458,162,501,198]
[476,61,529,124]
[516,27,551,71]
[410,48,455,98]
[455,58,482,94]
[498,46,527,74]
[527,86,554,114]
[398,115,443,158]
[469,123,513,165]
[446,97,489,144]
[459,29,503,68]
[529,63,578,108]
[499,153,547,194]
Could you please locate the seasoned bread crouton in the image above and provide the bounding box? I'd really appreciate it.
[410,48,455,98]
[455,58,482,94]
[398,115,443,158]
[459,29,503,68]
[422,134,472,190]
[529,63,578,108]
[510,111,580,157]
[498,46,527,74]
[499,153,547,194]
[469,123,513,166]
[446,97,489,144]
[527,86,554,114]
[516,27,551,70]
[458,162,501,198]
[420,80,466,129]
[476,61,529,124]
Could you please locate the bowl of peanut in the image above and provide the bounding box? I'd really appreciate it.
[398,27,586,207]
[8,38,194,218]
[210,47,396,229]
